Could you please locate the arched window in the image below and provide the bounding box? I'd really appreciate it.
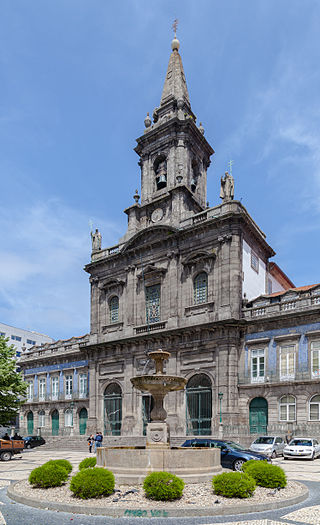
[279,395,296,421]
[309,395,320,421]
[193,272,208,304]
[110,296,119,323]
[38,410,45,428]
[186,374,212,435]
[104,383,122,436]
[64,408,73,427]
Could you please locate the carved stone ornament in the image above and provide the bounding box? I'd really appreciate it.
[137,264,167,279]
[182,250,216,267]
[98,278,126,290]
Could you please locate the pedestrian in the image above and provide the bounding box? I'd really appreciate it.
[94,431,103,453]
[87,434,94,453]
[285,429,293,444]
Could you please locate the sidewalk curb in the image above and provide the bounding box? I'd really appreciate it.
[6,481,309,518]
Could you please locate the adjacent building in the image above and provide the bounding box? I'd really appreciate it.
[0,322,54,359]
[18,36,320,443]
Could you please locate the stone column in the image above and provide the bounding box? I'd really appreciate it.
[87,361,98,433]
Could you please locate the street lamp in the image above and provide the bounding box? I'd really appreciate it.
[218,392,223,424]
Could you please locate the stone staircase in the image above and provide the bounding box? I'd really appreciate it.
[42,436,89,451]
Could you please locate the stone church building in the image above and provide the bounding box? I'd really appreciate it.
[18,36,320,444]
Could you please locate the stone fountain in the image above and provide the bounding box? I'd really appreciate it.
[97,349,220,483]
[131,349,186,448]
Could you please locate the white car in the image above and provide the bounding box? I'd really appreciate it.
[250,436,285,458]
[283,438,320,460]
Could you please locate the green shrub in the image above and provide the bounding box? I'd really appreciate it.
[29,464,68,488]
[143,471,184,501]
[212,471,256,498]
[242,460,287,488]
[79,457,97,470]
[44,459,73,474]
[70,467,115,499]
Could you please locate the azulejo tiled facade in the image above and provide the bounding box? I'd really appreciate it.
[18,37,320,444]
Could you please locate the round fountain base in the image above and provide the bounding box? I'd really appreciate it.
[96,446,221,484]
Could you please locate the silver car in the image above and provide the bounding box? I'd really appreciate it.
[249,436,285,458]
[283,438,320,460]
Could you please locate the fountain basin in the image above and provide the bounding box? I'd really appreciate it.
[97,446,221,484]
[130,375,187,394]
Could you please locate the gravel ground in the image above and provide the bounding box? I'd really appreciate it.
[13,478,304,509]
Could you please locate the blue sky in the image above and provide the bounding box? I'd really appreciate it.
[1,0,320,340]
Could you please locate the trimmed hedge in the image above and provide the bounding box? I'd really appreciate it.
[70,467,115,499]
[143,471,184,501]
[29,464,68,488]
[242,460,287,488]
[79,457,97,470]
[44,459,73,474]
[212,471,256,498]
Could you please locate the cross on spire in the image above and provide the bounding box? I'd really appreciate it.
[172,18,178,38]
[227,160,234,176]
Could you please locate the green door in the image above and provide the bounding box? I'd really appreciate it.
[249,397,268,434]
[27,411,34,434]
[79,408,88,435]
[51,409,59,436]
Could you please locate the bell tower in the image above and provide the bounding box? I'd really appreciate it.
[123,34,214,240]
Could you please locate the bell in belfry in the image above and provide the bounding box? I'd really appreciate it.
[191,177,197,192]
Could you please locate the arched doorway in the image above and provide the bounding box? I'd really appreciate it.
[79,407,88,435]
[104,383,122,436]
[27,411,34,435]
[249,397,268,434]
[186,374,212,435]
[51,409,59,436]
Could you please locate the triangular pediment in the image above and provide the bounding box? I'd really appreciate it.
[122,226,179,253]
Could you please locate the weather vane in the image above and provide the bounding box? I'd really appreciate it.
[172,18,178,38]
[227,160,234,176]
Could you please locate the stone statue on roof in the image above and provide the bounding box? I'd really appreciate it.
[91,228,102,252]
[220,171,234,203]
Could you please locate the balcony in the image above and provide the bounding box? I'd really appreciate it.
[243,295,320,320]
[24,391,89,404]
[135,321,167,335]
[238,369,314,386]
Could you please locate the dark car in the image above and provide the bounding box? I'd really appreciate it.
[181,438,270,471]
[23,436,46,449]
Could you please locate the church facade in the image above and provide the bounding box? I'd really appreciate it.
[18,36,320,444]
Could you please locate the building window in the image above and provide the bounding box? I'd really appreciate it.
[11,335,22,342]
[27,339,36,345]
[104,383,122,436]
[145,284,160,324]
[109,296,119,323]
[26,380,33,401]
[309,395,320,421]
[38,410,45,427]
[64,408,73,427]
[0,332,5,337]
[16,351,21,357]
[279,395,296,421]
[251,250,259,272]
[51,376,59,400]
[251,349,265,383]
[268,279,272,295]
[311,341,320,378]
[65,375,73,399]
[193,272,208,304]
[38,378,46,401]
[79,373,88,398]
[280,345,295,380]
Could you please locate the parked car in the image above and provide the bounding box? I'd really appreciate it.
[181,438,271,471]
[23,436,46,449]
[250,436,285,458]
[283,438,320,460]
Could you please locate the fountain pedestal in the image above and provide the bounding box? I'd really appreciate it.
[146,422,169,448]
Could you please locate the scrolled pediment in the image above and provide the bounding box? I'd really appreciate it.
[98,278,126,290]
[182,250,216,267]
[137,264,167,279]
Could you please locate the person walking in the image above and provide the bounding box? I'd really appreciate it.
[87,434,94,453]
[94,431,103,453]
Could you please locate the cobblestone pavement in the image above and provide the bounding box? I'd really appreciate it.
[0,448,319,524]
